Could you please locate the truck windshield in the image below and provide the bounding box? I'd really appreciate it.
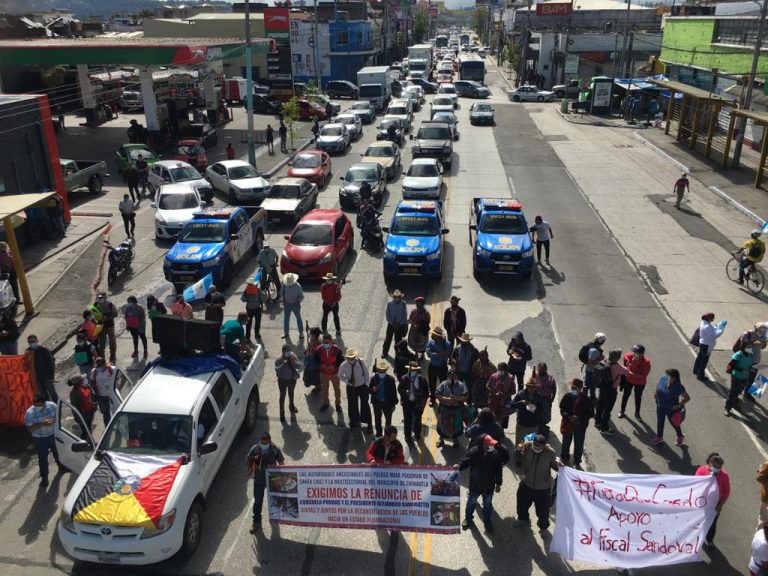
[169,166,202,182]
[178,222,226,243]
[360,85,382,98]
[418,127,450,140]
[290,224,332,246]
[159,192,199,210]
[100,412,193,455]
[391,215,438,236]
[480,213,528,234]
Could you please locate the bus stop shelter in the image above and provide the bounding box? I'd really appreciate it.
[722,109,768,187]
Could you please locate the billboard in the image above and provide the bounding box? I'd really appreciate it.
[290,20,331,84]
[536,2,573,16]
[264,7,293,92]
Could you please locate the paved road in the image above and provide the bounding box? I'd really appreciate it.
[0,65,760,576]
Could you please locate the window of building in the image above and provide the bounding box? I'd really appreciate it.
[714,18,761,46]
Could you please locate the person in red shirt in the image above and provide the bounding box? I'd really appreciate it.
[619,344,652,420]
[695,452,730,549]
[226,143,235,160]
[314,333,344,412]
[320,272,342,335]
[674,173,689,209]
[366,425,405,464]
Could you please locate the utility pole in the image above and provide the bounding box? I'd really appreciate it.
[245,0,256,166]
[618,0,631,79]
[314,0,321,89]
[732,0,768,168]
[383,1,388,64]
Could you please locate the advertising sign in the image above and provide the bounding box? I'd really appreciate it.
[290,20,331,84]
[267,465,461,534]
[536,2,573,16]
[591,78,614,113]
[264,7,293,92]
[551,468,718,568]
[565,54,579,75]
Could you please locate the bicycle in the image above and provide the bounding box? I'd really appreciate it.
[726,250,765,294]
[255,266,280,304]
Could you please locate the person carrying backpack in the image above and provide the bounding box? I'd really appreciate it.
[594,349,627,435]
[579,333,606,399]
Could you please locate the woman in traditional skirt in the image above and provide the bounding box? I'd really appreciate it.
[436,367,469,447]
[408,296,431,360]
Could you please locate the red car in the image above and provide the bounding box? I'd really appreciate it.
[281,209,354,279]
[297,99,328,121]
[287,150,332,188]
[174,139,208,171]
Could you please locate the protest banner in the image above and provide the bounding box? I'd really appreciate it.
[550,467,719,568]
[266,464,461,534]
[0,355,34,427]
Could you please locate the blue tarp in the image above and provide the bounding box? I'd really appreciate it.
[141,353,242,382]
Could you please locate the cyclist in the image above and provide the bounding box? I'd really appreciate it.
[256,242,281,290]
[738,230,766,284]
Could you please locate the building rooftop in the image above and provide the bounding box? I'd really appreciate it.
[521,0,653,10]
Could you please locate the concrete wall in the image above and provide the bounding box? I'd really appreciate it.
[0,97,53,196]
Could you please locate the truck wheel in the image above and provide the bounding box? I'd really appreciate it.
[252,230,264,255]
[221,262,233,289]
[180,502,203,556]
[513,95,521,102]
[537,96,545,102]
[242,388,260,433]
[88,175,103,194]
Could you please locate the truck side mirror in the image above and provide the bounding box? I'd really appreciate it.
[381,226,389,233]
[469,224,477,231]
[441,228,450,235]
[71,440,93,452]
[199,441,218,455]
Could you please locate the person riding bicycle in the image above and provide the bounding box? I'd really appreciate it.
[256,242,281,290]
[739,230,766,284]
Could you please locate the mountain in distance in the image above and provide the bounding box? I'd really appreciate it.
[0,0,164,18]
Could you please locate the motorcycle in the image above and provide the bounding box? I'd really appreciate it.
[105,239,134,286]
[358,209,384,253]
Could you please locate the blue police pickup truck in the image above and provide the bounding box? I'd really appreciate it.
[164,205,267,292]
[382,200,449,279]
[469,197,534,279]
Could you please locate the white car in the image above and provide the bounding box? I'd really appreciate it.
[147,160,212,200]
[437,83,459,107]
[430,111,459,140]
[316,123,351,154]
[385,99,414,132]
[205,160,271,204]
[335,113,363,140]
[404,85,425,105]
[56,347,264,565]
[508,85,555,102]
[401,158,444,200]
[431,95,455,116]
[152,183,205,239]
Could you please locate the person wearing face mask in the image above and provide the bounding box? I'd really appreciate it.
[247,432,285,534]
[694,453,730,550]
[509,379,543,465]
[426,326,452,407]
[67,375,95,439]
[470,349,496,409]
[124,295,148,358]
[486,362,515,428]
[398,361,429,442]
[303,326,323,391]
[275,344,301,422]
[443,296,467,348]
[619,344,652,420]
[79,309,102,353]
[203,285,226,327]
[72,331,97,375]
[558,378,594,468]
[320,273,342,335]
[454,434,504,533]
[436,367,469,447]
[24,334,57,402]
[366,425,405,465]
[90,357,116,426]
[339,349,371,431]
[533,362,557,432]
[383,290,408,357]
[369,360,398,437]
[465,407,505,444]
[506,331,533,392]
[92,292,118,363]
[314,334,344,412]
[25,394,69,487]
[393,338,417,381]
[514,434,561,531]
[407,296,431,361]
[451,333,479,395]
[739,322,768,403]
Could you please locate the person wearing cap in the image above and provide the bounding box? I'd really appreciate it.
[315,334,344,412]
[694,313,723,382]
[443,296,467,348]
[241,276,268,341]
[486,362,515,428]
[171,293,194,320]
[739,230,766,284]
[383,290,408,357]
[620,344,652,420]
[470,349,496,409]
[506,331,533,393]
[275,344,301,422]
[281,273,305,340]
[247,432,285,533]
[694,452,730,549]
[558,378,594,467]
[256,242,281,290]
[509,378,543,464]
[454,433,504,533]
[426,326,452,406]
[369,360,398,437]
[25,394,69,487]
[24,334,57,402]
[673,173,689,209]
[408,296,431,360]
[594,349,627,435]
[515,433,560,531]
[533,362,557,430]
[339,349,371,430]
[740,322,768,402]
[204,284,226,327]
[583,332,606,399]
[366,425,405,465]
[451,333,479,393]
[0,241,20,302]
[93,292,119,363]
[320,272,342,335]
[67,375,95,439]
[436,367,469,447]
[398,361,429,441]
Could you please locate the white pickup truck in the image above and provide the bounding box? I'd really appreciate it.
[55,347,264,565]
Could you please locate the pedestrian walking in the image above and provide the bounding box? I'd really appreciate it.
[366,425,405,464]
[266,124,275,155]
[443,295,467,347]
[24,335,57,402]
[67,375,95,439]
[315,333,343,412]
[320,272,342,335]
[281,273,304,340]
[204,284,226,326]
[486,362,515,428]
[0,241,20,302]
[455,434,504,533]
[136,154,149,194]
[57,107,65,131]
[302,326,322,390]
[124,164,140,202]
[90,358,116,427]
[465,407,505,444]
[739,322,767,402]
[124,295,148,358]
[25,395,69,487]
[533,362,557,432]
[510,378,544,456]
[118,194,136,237]
[529,215,554,264]
[506,331,532,392]
[247,432,285,534]
[93,292,119,363]
[559,378,594,468]
[311,119,320,142]
[470,349,496,409]
[619,344,652,420]
[725,341,754,417]
[242,277,267,340]
[279,123,288,153]
[325,101,333,120]
[369,360,398,437]
[580,332,606,399]
[426,326,452,406]
[171,293,194,319]
[226,143,235,160]
[72,331,96,375]
[514,434,560,532]
[673,173,689,209]
[398,361,429,442]
[0,313,19,355]
[652,368,690,446]
[275,344,300,421]
[695,452,730,550]
[339,348,371,430]
[693,312,724,382]
[382,289,408,357]
[451,333,479,393]
[407,296,431,360]
[436,367,469,447]
[595,348,627,435]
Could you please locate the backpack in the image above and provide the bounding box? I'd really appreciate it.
[578,342,593,365]
[749,242,764,259]
[593,362,612,391]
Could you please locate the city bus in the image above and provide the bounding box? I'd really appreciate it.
[458,54,485,83]
[435,34,449,48]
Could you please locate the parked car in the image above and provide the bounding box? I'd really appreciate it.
[174,139,208,172]
[339,162,387,209]
[326,80,359,99]
[244,94,283,114]
[205,160,271,204]
[469,102,495,125]
[345,101,376,124]
[316,123,351,154]
[115,144,160,173]
[152,182,205,240]
[287,150,332,187]
[147,160,213,200]
[260,177,318,222]
[335,113,363,141]
[360,141,402,181]
[401,158,444,200]
[280,209,354,278]
[508,85,555,102]
[453,80,490,98]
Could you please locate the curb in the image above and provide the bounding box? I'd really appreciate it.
[25,221,110,274]
[708,185,764,225]
[632,130,692,174]
[265,137,315,178]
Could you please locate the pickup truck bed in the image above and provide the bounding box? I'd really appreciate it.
[61,158,110,194]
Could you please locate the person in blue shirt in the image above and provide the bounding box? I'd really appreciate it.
[652,369,690,447]
[426,326,452,406]
[369,360,398,437]
[24,395,69,486]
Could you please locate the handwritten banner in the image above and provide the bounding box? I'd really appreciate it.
[266,465,460,534]
[0,355,35,427]
[550,468,718,568]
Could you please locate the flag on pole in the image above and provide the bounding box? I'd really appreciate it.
[761,220,768,234]
[749,373,768,399]
[183,273,213,303]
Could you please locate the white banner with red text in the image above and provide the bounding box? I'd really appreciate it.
[550,467,719,568]
[266,465,460,534]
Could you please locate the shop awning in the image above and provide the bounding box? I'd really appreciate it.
[0,192,57,220]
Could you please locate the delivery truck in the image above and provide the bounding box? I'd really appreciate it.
[357,66,395,111]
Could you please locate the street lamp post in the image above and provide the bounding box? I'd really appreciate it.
[245,0,256,166]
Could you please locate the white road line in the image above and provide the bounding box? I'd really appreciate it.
[507,176,517,197]
[222,504,251,565]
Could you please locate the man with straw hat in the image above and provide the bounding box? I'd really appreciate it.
[339,348,370,429]
[314,333,344,412]
[280,273,304,340]
[426,325,452,407]
[443,295,467,348]
[451,333,479,395]
[370,360,398,437]
[320,272,342,335]
[383,289,408,357]
[398,361,429,442]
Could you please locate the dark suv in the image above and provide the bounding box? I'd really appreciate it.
[410,121,454,169]
[326,80,359,99]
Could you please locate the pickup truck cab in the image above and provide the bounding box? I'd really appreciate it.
[552,78,582,99]
[56,349,264,566]
[60,158,110,194]
[163,205,266,292]
[469,197,533,279]
[382,200,449,280]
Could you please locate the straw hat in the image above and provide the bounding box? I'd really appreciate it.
[323,272,337,280]
[457,333,472,343]
[392,289,404,298]
[407,361,421,371]
[376,360,390,371]
[430,326,446,338]
[344,348,358,359]
[449,295,460,303]
[283,273,299,285]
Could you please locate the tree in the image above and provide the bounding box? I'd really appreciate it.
[304,80,320,103]
[281,97,299,151]
[413,11,429,44]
